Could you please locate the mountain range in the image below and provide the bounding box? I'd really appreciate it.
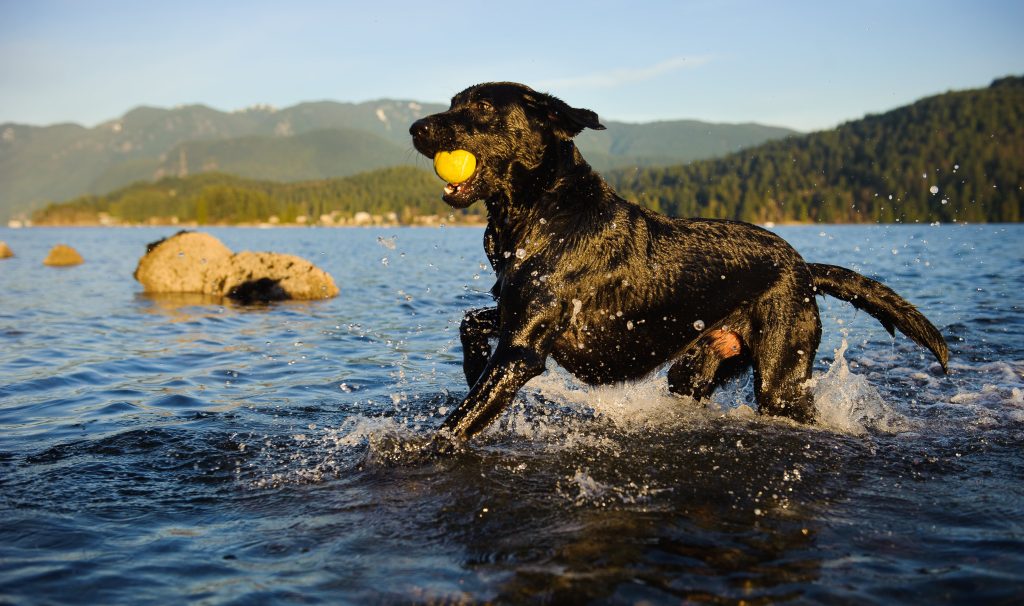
[0,99,796,221]
[31,76,1022,227]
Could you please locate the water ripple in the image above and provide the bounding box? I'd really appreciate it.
[0,225,1022,603]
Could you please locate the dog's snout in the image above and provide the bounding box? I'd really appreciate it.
[410,117,440,157]
[410,118,432,140]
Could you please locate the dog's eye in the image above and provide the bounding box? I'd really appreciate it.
[475,100,494,111]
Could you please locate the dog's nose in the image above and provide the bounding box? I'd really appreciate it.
[409,118,432,140]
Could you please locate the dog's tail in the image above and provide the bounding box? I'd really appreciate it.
[809,263,948,372]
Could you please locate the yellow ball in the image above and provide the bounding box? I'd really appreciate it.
[433,150,477,184]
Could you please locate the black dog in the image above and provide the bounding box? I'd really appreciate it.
[410,82,948,440]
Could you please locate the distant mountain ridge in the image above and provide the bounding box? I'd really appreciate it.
[31,76,1022,226]
[0,98,797,220]
[0,99,444,220]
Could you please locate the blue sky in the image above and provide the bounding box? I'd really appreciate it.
[1,0,1021,131]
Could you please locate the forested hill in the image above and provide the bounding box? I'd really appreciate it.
[0,99,795,221]
[606,76,1023,223]
[30,167,485,226]
[30,77,1023,226]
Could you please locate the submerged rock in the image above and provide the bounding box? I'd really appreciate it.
[134,230,338,302]
[0,241,12,259]
[134,231,232,293]
[43,244,84,266]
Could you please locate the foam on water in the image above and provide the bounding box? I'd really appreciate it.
[241,334,1022,490]
[947,359,1024,425]
[528,364,696,431]
[520,345,911,439]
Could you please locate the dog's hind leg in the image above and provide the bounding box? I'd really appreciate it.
[460,307,499,387]
[748,292,822,423]
[668,329,748,401]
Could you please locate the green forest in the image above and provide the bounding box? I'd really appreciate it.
[32,167,486,226]
[607,76,1023,224]
[32,77,1023,226]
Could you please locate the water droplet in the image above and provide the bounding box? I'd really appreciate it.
[929,185,939,195]
[693,319,705,331]
[515,248,526,259]
[571,298,583,319]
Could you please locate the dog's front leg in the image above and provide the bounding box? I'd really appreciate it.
[460,307,499,387]
[441,294,563,440]
[439,343,547,439]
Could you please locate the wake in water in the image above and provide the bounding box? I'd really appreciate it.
[514,337,912,439]
[244,338,914,492]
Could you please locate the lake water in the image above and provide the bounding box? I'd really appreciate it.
[1,224,1022,604]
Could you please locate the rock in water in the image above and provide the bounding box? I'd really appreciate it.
[0,241,13,259]
[133,230,339,302]
[43,244,83,266]
[134,231,233,293]
[206,251,340,302]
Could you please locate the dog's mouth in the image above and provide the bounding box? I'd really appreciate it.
[441,173,480,208]
[434,150,481,208]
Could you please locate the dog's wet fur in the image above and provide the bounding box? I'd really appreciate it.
[410,82,948,440]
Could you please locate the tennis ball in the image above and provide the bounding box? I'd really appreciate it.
[433,150,476,184]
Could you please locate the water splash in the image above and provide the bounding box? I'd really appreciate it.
[807,339,910,435]
[245,414,431,488]
[529,367,691,431]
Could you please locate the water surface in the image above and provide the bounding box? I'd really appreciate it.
[1,224,1022,604]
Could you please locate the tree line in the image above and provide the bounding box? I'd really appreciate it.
[32,167,485,225]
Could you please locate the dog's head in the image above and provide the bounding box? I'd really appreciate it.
[410,82,605,208]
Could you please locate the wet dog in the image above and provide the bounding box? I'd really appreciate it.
[410,82,948,440]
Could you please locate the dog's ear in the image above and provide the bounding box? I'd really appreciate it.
[525,91,606,139]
